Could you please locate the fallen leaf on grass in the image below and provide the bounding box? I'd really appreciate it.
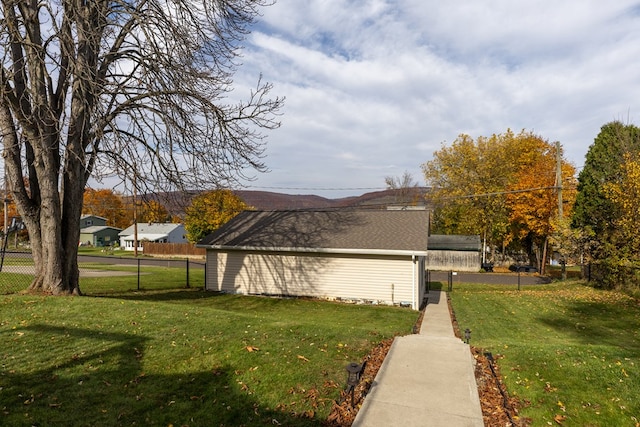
[554,414,567,424]
[297,355,309,362]
[245,346,260,352]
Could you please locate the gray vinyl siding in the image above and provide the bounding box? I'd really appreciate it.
[206,250,421,308]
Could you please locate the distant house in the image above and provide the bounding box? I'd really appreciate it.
[78,215,121,247]
[80,214,107,229]
[79,226,122,247]
[197,210,429,310]
[119,223,187,251]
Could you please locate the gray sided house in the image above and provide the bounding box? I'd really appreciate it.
[79,215,121,247]
[427,234,482,272]
[197,210,429,310]
[79,226,122,247]
[80,214,107,229]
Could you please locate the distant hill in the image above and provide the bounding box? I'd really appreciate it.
[236,188,429,210]
[234,190,335,210]
[146,187,430,217]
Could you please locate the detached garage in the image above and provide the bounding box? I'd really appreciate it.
[197,210,429,310]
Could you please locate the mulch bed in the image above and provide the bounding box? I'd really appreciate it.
[324,297,529,426]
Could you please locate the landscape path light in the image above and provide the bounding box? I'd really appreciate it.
[345,361,364,407]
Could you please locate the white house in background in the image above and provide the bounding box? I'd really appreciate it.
[118,223,187,251]
[197,210,429,310]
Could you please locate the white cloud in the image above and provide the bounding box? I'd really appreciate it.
[232,0,640,196]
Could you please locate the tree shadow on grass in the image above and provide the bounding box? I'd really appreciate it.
[0,324,323,426]
[91,288,226,303]
[535,299,640,354]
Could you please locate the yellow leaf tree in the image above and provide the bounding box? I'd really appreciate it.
[423,133,512,254]
[602,152,640,264]
[184,190,249,243]
[137,200,172,224]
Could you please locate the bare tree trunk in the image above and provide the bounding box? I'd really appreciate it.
[1,0,282,296]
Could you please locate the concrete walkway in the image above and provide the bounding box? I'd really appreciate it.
[352,291,484,427]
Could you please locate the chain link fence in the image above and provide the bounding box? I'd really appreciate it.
[0,250,35,294]
[0,253,206,295]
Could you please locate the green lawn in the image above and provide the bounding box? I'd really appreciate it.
[449,281,640,426]
[0,256,204,294]
[0,289,417,426]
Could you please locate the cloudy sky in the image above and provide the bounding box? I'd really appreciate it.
[233,0,640,198]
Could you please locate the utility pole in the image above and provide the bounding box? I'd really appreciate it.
[556,141,567,280]
[133,172,138,257]
[3,170,7,238]
[556,141,563,218]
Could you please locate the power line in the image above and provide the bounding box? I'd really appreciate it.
[243,183,576,202]
[438,186,563,200]
[244,185,387,192]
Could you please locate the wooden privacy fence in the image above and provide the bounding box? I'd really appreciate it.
[142,242,206,257]
[426,250,481,272]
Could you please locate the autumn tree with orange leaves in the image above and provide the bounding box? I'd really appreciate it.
[0,195,27,248]
[0,197,20,231]
[83,189,129,229]
[423,130,576,270]
[505,137,576,274]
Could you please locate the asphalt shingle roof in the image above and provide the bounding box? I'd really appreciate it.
[80,226,122,234]
[198,210,430,253]
[119,223,183,236]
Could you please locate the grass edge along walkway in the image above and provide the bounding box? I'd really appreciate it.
[449,281,640,427]
[0,290,417,426]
